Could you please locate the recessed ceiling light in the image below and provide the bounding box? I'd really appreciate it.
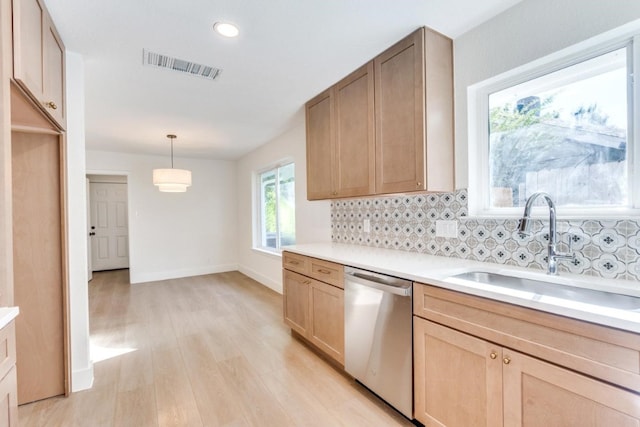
[213,22,239,38]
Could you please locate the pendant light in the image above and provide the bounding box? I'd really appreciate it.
[153,134,192,192]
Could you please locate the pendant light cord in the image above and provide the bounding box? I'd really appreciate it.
[167,134,177,168]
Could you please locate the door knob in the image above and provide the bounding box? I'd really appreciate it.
[89,232,95,236]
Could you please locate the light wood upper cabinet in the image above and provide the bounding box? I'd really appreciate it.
[306,63,375,200]
[305,27,453,199]
[334,62,375,198]
[12,0,66,128]
[306,89,334,200]
[375,27,453,194]
[11,0,43,97]
[42,15,65,126]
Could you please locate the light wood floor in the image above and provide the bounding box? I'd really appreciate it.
[18,270,414,426]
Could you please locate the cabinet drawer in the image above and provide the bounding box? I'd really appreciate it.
[0,323,16,383]
[309,258,344,289]
[282,252,344,288]
[282,252,309,275]
[414,282,640,393]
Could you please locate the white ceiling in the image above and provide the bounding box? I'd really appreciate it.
[43,0,522,160]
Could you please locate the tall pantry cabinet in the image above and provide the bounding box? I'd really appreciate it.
[1,0,69,414]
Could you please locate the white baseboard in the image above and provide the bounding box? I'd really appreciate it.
[130,263,238,284]
[238,265,283,294]
[72,364,94,392]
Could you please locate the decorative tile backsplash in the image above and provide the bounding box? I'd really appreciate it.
[330,189,640,281]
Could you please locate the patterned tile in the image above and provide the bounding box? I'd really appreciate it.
[329,189,640,281]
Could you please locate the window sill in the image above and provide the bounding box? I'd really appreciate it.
[469,207,640,221]
[252,247,282,259]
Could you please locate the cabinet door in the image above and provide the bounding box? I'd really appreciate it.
[334,62,375,197]
[43,15,65,126]
[0,367,17,427]
[12,0,65,128]
[12,0,45,99]
[414,318,503,427]
[305,88,334,200]
[282,270,310,337]
[308,279,344,364]
[374,29,425,195]
[503,350,640,427]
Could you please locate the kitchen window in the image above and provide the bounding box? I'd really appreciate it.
[468,32,640,217]
[256,162,295,252]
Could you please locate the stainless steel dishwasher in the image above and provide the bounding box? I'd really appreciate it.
[344,266,413,419]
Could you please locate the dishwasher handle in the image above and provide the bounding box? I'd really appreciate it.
[344,269,412,297]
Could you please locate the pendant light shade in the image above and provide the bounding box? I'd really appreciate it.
[153,134,192,192]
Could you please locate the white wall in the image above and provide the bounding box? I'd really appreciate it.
[86,150,238,283]
[66,52,93,391]
[236,111,331,293]
[454,0,640,188]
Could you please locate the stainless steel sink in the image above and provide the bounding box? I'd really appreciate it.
[449,271,640,311]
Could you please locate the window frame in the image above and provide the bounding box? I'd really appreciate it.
[468,26,640,219]
[253,159,295,254]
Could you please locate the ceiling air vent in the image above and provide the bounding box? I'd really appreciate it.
[142,49,222,81]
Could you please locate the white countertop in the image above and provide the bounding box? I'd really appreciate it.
[0,307,19,330]
[284,243,640,334]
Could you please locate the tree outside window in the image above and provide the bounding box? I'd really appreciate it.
[487,47,628,209]
[258,163,295,250]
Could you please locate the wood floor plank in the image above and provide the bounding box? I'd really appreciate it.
[187,368,250,427]
[154,373,202,427]
[113,385,158,427]
[18,269,414,426]
[261,368,343,427]
[218,356,295,427]
[117,347,154,392]
[67,383,118,427]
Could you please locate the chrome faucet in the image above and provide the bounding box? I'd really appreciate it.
[518,192,574,275]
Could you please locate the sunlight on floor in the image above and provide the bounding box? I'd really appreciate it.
[90,343,137,363]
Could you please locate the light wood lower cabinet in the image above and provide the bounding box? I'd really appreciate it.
[282,252,344,365]
[414,285,640,427]
[283,270,309,337]
[0,321,18,427]
[308,279,344,364]
[504,349,640,427]
[414,317,502,426]
[0,367,17,427]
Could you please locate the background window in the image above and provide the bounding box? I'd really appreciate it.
[488,47,629,209]
[258,162,295,251]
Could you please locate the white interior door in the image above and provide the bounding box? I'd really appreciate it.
[86,178,92,281]
[90,182,129,271]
